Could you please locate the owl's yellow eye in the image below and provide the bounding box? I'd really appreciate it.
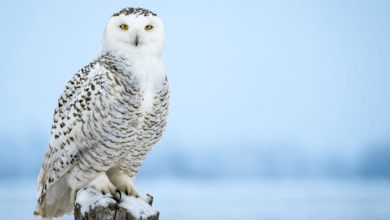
[120,24,128,30]
[145,25,153,30]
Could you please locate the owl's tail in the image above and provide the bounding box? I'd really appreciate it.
[33,176,74,219]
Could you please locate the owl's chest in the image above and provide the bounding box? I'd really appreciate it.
[97,65,168,141]
[130,60,166,108]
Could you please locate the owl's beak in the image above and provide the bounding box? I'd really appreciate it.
[134,34,139,46]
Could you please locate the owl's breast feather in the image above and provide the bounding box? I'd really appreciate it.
[126,56,166,112]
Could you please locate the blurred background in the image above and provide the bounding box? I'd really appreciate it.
[0,0,389,219]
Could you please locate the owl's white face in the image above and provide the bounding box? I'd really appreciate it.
[100,10,165,57]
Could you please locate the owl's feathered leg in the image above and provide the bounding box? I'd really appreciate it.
[107,168,139,197]
[84,172,121,202]
[106,159,139,197]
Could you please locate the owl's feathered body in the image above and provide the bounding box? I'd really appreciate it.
[34,8,169,219]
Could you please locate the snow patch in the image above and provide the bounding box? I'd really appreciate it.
[75,187,117,216]
[119,194,158,219]
[75,187,157,219]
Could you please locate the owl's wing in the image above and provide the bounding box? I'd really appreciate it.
[36,60,103,201]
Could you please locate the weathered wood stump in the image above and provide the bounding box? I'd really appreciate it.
[74,188,159,220]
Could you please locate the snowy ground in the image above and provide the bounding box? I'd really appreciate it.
[0,177,389,220]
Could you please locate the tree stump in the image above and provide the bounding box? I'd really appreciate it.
[74,188,159,220]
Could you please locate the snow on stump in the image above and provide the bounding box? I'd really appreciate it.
[74,187,159,220]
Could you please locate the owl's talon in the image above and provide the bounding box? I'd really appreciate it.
[146,194,153,206]
[125,189,129,196]
[112,189,121,203]
[102,191,106,195]
[116,189,122,201]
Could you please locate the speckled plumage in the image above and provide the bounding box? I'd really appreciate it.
[112,7,158,17]
[34,7,169,219]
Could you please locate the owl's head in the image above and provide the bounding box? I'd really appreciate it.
[99,7,165,57]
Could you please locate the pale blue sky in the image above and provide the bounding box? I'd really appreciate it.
[0,0,389,174]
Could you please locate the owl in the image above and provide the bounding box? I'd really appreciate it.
[33,7,169,219]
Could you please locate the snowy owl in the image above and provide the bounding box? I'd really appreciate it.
[33,7,169,219]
